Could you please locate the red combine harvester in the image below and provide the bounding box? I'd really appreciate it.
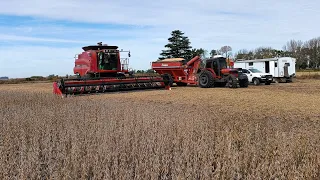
[53,42,172,97]
[151,55,249,88]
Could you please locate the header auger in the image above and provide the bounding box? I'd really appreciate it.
[53,42,172,97]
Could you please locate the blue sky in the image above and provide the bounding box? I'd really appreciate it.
[0,0,319,78]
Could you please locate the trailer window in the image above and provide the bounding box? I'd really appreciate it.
[275,62,277,67]
[285,63,290,66]
[249,62,253,66]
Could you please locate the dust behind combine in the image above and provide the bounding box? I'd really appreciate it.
[1,79,320,179]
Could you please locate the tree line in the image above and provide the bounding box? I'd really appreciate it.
[157,30,320,70]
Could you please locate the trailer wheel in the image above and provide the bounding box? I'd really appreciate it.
[253,78,260,86]
[198,70,214,88]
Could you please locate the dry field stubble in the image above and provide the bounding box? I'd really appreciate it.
[1,79,320,179]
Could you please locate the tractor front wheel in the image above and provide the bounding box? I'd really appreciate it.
[239,79,249,88]
[227,75,238,88]
[198,70,214,88]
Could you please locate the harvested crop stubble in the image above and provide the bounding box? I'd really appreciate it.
[0,80,320,179]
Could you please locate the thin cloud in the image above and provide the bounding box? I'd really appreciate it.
[0,0,319,77]
[0,34,90,43]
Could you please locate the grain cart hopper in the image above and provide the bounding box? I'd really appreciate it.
[151,55,249,88]
[53,42,172,97]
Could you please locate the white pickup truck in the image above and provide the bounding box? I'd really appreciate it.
[241,68,273,85]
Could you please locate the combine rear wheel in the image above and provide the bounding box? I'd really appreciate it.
[198,70,214,88]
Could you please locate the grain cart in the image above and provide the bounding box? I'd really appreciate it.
[151,55,249,88]
[53,42,172,97]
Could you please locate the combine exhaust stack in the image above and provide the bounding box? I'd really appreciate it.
[53,74,172,97]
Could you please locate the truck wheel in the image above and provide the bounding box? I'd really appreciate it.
[227,75,238,88]
[176,82,188,86]
[265,81,271,85]
[253,78,260,86]
[198,70,214,88]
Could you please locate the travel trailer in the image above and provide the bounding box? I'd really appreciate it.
[233,57,296,82]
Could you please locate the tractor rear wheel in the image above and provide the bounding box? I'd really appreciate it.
[198,70,214,88]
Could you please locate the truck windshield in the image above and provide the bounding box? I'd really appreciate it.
[249,69,262,73]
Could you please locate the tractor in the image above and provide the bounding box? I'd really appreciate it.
[151,55,249,88]
[198,55,249,88]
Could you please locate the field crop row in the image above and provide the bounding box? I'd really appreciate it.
[0,80,320,179]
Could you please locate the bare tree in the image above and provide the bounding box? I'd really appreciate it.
[220,46,232,58]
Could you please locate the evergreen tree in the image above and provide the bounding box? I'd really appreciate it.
[191,48,208,59]
[159,30,192,60]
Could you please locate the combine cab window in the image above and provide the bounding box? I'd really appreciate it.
[98,52,118,70]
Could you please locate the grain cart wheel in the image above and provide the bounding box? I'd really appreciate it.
[227,75,238,88]
[161,73,173,87]
[253,78,260,86]
[198,70,214,88]
[176,82,188,86]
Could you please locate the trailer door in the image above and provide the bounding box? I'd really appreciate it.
[265,61,270,73]
[274,61,279,77]
[284,63,290,77]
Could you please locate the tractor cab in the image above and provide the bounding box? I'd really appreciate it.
[205,56,228,76]
[204,55,238,77]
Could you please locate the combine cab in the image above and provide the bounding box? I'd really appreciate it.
[151,55,249,88]
[53,42,172,97]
